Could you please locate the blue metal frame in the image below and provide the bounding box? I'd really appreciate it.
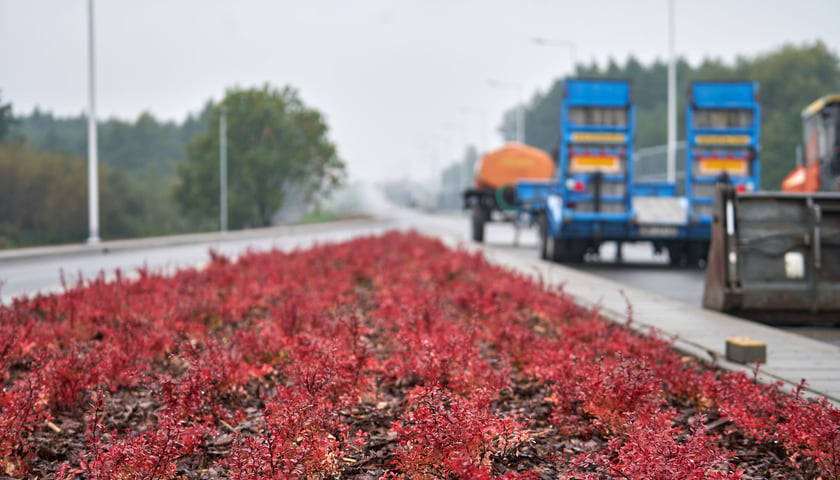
[685,81,761,240]
[548,78,635,240]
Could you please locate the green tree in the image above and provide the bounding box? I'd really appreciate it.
[739,42,840,188]
[511,41,840,189]
[0,143,155,247]
[174,84,346,229]
[12,104,216,239]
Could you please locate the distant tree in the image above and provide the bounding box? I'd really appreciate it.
[174,84,346,229]
[525,81,564,157]
[510,40,840,189]
[0,92,15,142]
[738,41,840,188]
[0,143,155,247]
[11,106,215,239]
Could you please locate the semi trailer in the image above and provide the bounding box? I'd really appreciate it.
[521,79,761,265]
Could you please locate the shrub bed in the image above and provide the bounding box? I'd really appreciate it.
[1,231,837,479]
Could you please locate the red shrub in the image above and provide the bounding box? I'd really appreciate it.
[390,385,527,478]
[575,410,741,479]
[225,385,346,479]
[0,378,46,477]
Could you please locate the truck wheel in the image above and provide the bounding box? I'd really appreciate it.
[539,215,563,262]
[538,214,549,259]
[668,243,687,267]
[546,234,560,262]
[687,241,709,268]
[563,240,588,264]
[471,205,487,243]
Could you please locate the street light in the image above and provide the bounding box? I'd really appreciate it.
[666,0,677,183]
[532,37,577,74]
[219,107,228,232]
[487,79,525,144]
[86,0,100,244]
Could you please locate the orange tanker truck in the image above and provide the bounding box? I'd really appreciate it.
[462,142,555,242]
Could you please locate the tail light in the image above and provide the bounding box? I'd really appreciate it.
[735,182,747,193]
[565,178,586,192]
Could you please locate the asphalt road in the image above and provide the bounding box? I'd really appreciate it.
[1,186,837,347]
[0,222,395,304]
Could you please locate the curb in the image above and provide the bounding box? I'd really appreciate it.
[0,217,391,263]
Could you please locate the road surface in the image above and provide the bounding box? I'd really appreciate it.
[1,186,837,347]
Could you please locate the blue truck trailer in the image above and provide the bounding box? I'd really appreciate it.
[521,79,761,265]
[674,80,762,265]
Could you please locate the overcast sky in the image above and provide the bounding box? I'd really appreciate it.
[2,0,839,182]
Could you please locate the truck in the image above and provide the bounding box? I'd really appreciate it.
[523,79,762,265]
[703,94,840,323]
[463,142,555,243]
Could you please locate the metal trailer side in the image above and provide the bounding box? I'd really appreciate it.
[672,81,762,265]
[703,184,840,324]
[538,78,637,262]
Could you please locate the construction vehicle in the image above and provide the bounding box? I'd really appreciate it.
[462,142,555,242]
[704,95,840,323]
[521,79,762,264]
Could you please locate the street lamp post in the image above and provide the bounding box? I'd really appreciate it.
[532,37,577,75]
[86,0,100,244]
[487,80,525,144]
[220,107,228,232]
[666,0,677,183]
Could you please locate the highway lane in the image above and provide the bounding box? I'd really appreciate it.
[0,195,526,305]
[2,186,837,347]
[0,221,396,304]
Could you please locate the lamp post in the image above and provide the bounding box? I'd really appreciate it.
[487,79,525,144]
[86,0,100,244]
[532,37,577,75]
[219,107,228,232]
[666,0,677,183]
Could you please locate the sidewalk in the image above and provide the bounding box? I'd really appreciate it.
[442,235,840,405]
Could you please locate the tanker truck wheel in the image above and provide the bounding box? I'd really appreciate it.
[471,205,488,243]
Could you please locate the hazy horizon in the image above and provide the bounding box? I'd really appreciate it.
[2,1,839,182]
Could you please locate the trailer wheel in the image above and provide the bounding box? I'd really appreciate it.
[687,241,709,268]
[561,239,588,264]
[537,214,549,259]
[538,214,564,262]
[471,205,487,243]
[546,233,561,262]
[668,243,687,267]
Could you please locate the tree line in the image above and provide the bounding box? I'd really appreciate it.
[0,85,345,248]
[501,41,840,189]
